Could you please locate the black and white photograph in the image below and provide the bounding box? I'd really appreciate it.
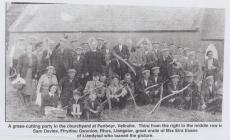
[5,3,224,122]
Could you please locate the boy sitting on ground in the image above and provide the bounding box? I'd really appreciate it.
[85,93,102,120]
[69,89,84,119]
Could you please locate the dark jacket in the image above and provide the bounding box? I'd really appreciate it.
[73,54,84,75]
[201,84,218,104]
[204,58,220,80]
[135,78,153,105]
[182,81,201,110]
[59,76,82,107]
[41,93,59,109]
[158,56,173,80]
[50,45,74,80]
[82,51,106,75]
[39,50,51,76]
[150,75,163,85]
[16,53,38,79]
[113,44,130,59]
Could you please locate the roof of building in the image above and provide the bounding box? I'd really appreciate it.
[9,4,202,32]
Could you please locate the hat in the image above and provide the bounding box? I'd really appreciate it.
[142,70,150,74]
[96,37,105,41]
[184,48,190,51]
[68,69,77,73]
[74,47,82,50]
[60,37,68,42]
[188,51,195,56]
[73,89,81,96]
[46,66,55,70]
[206,50,213,56]
[170,74,180,79]
[206,75,214,81]
[152,41,160,45]
[142,40,148,45]
[160,48,169,52]
[185,71,193,77]
[151,66,160,72]
[81,42,89,46]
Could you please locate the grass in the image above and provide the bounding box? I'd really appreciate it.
[6,82,221,122]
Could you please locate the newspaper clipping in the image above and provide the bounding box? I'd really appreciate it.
[1,0,229,139]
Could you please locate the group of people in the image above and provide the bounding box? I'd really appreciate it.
[11,35,223,120]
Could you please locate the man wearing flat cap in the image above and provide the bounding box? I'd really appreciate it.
[200,75,218,109]
[96,37,106,51]
[135,70,154,106]
[157,48,173,81]
[149,66,163,103]
[182,71,201,110]
[59,68,82,112]
[164,74,182,108]
[72,47,84,78]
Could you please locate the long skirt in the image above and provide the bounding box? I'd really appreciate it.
[22,68,35,96]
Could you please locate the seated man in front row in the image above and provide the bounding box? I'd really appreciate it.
[164,74,183,109]
[182,71,201,110]
[150,66,163,103]
[201,75,222,113]
[120,73,135,95]
[106,74,128,110]
[85,93,102,120]
[135,70,154,106]
[84,72,105,102]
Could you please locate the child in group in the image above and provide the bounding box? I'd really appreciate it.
[85,93,102,120]
[69,89,84,119]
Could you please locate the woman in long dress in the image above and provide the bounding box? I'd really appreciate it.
[16,43,38,105]
[36,66,58,106]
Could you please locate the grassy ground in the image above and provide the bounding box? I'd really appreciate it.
[6,82,221,122]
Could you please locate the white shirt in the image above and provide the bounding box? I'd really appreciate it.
[49,92,55,97]
[77,56,80,61]
[154,77,158,83]
[119,44,123,51]
[209,86,213,93]
[144,80,148,87]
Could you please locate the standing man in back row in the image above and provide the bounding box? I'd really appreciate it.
[113,38,130,79]
[82,38,106,79]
